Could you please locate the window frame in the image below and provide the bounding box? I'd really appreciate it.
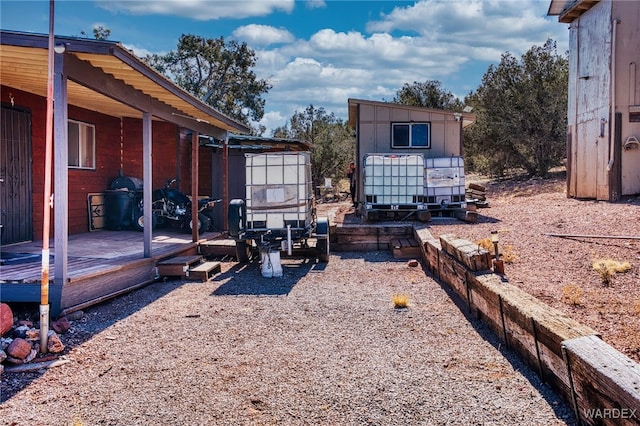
[391,122,431,149]
[68,119,96,170]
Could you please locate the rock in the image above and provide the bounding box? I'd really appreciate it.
[7,337,32,359]
[12,325,30,339]
[26,329,40,340]
[407,259,419,267]
[52,317,70,334]
[0,349,6,363]
[0,337,12,351]
[47,331,65,354]
[24,349,37,363]
[17,319,33,328]
[65,310,84,321]
[0,303,13,336]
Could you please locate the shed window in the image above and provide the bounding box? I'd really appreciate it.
[68,119,95,169]
[391,122,430,148]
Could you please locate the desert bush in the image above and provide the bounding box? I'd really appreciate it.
[591,258,632,286]
[561,283,583,306]
[392,294,410,309]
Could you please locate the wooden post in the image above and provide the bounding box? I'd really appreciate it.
[192,131,199,242]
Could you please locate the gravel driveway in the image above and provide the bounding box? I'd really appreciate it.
[1,251,575,425]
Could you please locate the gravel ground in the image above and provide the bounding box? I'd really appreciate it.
[1,251,574,425]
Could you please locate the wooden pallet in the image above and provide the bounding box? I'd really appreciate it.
[390,238,421,259]
[186,261,221,281]
[156,255,203,277]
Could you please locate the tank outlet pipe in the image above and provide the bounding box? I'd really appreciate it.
[286,225,293,255]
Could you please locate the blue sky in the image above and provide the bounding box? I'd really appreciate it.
[0,0,568,134]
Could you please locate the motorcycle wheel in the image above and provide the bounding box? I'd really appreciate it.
[134,211,157,231]
[189,213,211,233]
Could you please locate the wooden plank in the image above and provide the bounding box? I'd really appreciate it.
[440,234,491,272]
[454,209,478,223]
[199,239,237,257]
[186,261,221,281]
[563,335,640,425]
[437,250,467,302]
[157,255,203,277]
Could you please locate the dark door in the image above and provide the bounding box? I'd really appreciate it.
[1,105,33,245]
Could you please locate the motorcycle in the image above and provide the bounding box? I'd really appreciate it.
[134,178,220,232]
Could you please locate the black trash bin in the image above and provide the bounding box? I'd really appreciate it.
[105,177,143,230]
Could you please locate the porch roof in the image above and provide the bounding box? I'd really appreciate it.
[0,30,250,136]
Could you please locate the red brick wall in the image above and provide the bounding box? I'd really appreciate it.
[1,85,187,239]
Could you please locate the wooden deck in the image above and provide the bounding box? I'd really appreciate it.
[0,229,225,316]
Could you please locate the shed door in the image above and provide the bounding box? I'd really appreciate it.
[1,106,33,245]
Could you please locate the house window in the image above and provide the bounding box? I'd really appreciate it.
[391,122,430,148]
[68,119,95,169]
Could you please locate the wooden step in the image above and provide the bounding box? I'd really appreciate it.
[199,239,237,257]
[390,238,421,259]
[186,261,221,281]
[156,255,203,277]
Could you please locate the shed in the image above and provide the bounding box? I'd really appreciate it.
[347,98,475,207]
[548,0,640,200]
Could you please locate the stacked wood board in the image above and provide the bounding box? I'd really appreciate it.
[466,183,489,208]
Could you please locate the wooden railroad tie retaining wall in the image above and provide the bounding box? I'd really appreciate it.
[331,224,414,252]
[414,229,640,426]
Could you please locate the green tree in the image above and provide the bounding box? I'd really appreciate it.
[144,34,271,130]
[464,39,568,177]
[273,105,355,188]
[393,80,463,111]
[79,26,111,40]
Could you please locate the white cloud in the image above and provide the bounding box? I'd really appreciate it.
[98,0,295,20]
[233,24,295,46]
[305,0,326,10]
[366,0,567,60]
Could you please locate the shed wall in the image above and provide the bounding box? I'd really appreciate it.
[567,0,640,199]
[615,0,640,195]
[356,103,462,159]
[567,0,612,199]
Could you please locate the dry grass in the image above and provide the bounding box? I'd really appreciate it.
[561,283,583,306]
[392,294,410,309]
[476,238,516,264]
[502,245,517,264]
[592,258,632,286]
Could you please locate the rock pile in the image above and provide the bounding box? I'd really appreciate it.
[0,303,70,375]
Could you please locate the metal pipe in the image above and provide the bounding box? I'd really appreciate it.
[40,0,55,354]
[607,18,620,172]
[286,225,292,255]
[545,232,640,240]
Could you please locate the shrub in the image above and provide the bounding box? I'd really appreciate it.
[561,283,583,306]
[592,258,632,286]
[392,294,410,309]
